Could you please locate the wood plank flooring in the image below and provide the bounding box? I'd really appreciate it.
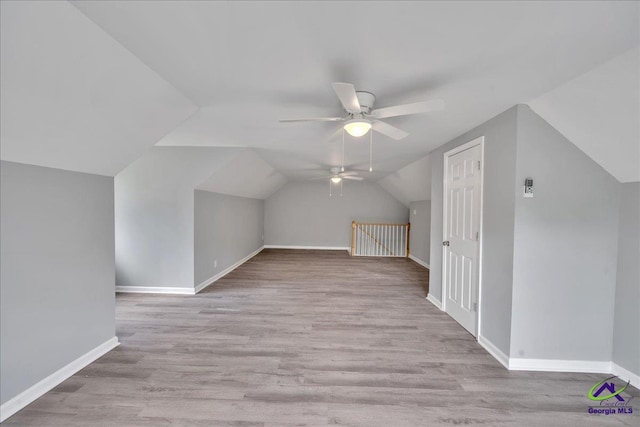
[4,249,638,426]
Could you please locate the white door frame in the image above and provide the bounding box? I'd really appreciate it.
[441,136,485,338]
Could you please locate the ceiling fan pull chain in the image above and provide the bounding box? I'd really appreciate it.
[329,179,332,197]
[341,128,345,172]
[340,179,343,197]
[369,130,373,172]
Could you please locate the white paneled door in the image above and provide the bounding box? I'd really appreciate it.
[442,139,483,336]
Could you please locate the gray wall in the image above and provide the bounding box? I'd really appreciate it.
[115,147,241,289]
[0,161,116,405]
[509,105,621,362]
[429,106,518,356]
[194,190,264,286]
[265,181,409,248]
[409,200,431,265]
[612,182,640,375]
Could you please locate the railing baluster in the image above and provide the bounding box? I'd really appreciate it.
[366,224,370,256]
[371,224,374,256]
[365,225,368,256]
[404,225,407,257]
[404,225,406,257]
[394,225,397,256]
[405,225,408,257]
[373,224,376,256]
[370,224,373,256]
[382,225,385,256]
[366,224,369,256]
[384,225,387,255]
[371,224,375,256]
[350,221,410,258]
[393,226,396,256]
[373,225,377,256]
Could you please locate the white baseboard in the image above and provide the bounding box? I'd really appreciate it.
[0,336,119,423]
[508,358,611,374]
[408,254,430,269]
[195,246,264,293]
[612,362,640,389]
[264,245,350,251]
[426,293,443,310]
[477,334,510,369]
[115,286,195,295]
[476,339,638,382]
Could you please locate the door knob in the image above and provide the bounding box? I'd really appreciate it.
[443,241,450,246]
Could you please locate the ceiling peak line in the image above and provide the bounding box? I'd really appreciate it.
[69,1,202,109]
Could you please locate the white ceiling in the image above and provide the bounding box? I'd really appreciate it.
[529,48,640,183]
[0,1,198,176]
[378,155,432,206]
[1,1,637,191]
[69,0,638,182]
[196,149,287,199]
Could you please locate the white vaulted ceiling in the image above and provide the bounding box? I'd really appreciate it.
[196,149,287,200]
[0,1,198,176]
[378,156,432,206]
[69,0,638,182]
[1,1,638,191]
[529,48,640,183]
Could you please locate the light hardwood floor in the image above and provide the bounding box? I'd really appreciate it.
[4,249,638,426]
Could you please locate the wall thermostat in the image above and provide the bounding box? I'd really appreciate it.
[524,178,533,198]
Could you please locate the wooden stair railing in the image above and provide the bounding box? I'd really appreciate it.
[351,221,410,257]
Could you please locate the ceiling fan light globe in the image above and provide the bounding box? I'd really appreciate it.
[331,176,342,184]
[343,120,372,137]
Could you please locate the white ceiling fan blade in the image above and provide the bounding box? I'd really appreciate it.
[332,82,361,114]
[372,120,409,140]
[279,117,343,123]
[371,99,445,119]
[343,175,363,181]
[340,171,359,176]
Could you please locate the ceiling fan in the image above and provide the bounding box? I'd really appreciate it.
[279,82,444,140]
[310,167,364,183]
[310,167,363,196]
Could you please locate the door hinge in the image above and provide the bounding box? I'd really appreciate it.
[473,302,478,312]
[476,231,479,241]
[477,161,481,170]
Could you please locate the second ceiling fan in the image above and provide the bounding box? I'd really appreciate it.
[280,82,444,140]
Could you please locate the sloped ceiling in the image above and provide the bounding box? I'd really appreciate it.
[529,48,640,183]
[71,1,639,180]
[196,149,287,199]
[378,156,432,207]
[116,147,245,197]
[1,1,637,189]
[0,1,197,176]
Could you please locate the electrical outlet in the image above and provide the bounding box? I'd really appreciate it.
[214,259,217,268]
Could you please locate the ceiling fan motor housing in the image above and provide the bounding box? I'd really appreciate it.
[355,91,375,113]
